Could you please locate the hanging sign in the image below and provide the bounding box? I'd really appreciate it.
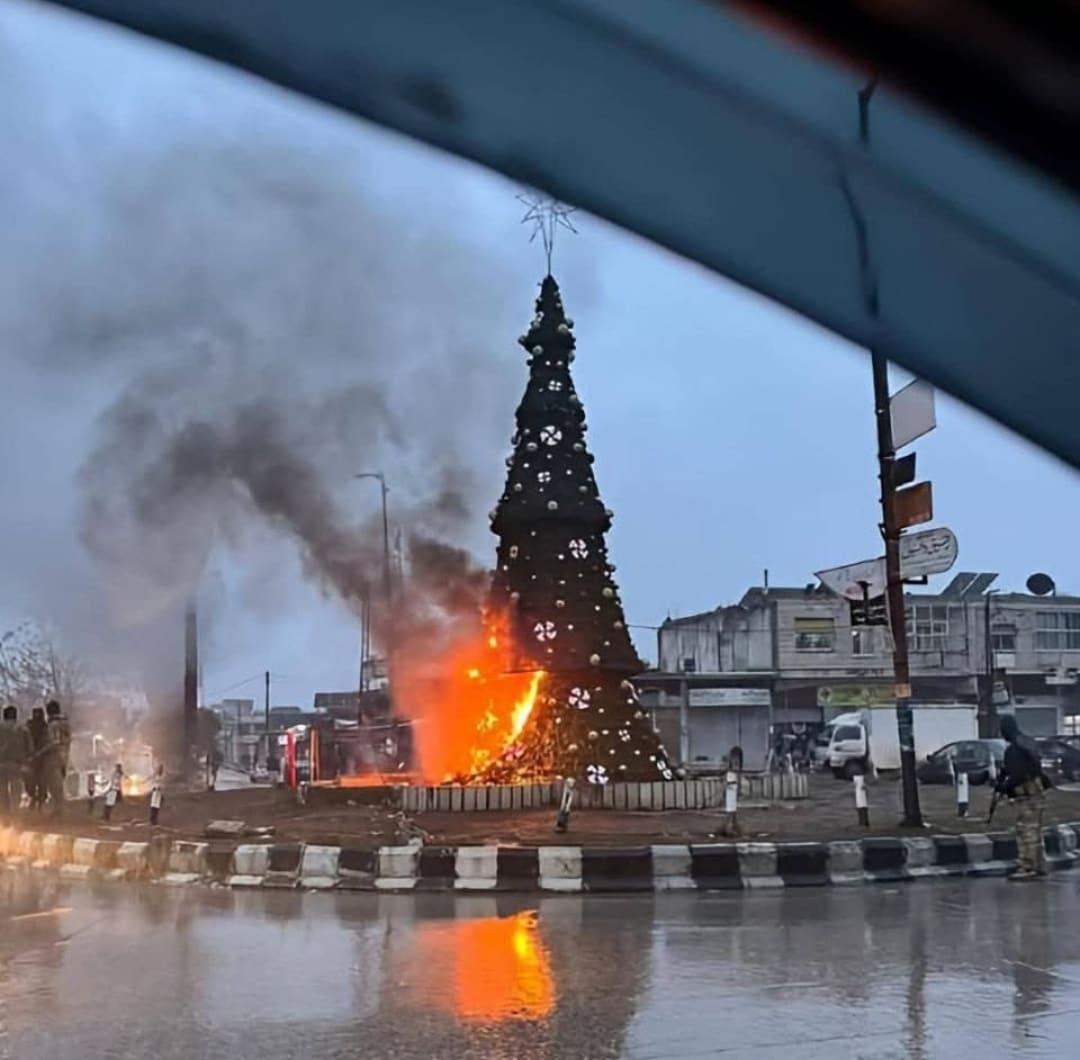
[816,527,958,601]
[893,482,933,529]
[890,379,936,449]
[850,596,888,627]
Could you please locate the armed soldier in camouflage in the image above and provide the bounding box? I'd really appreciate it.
[0,705,29,816]
[996,713,1051,880]
[43,699,72,818]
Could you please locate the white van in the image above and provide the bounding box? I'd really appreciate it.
[824,711,870,778]
[827,719,870,779]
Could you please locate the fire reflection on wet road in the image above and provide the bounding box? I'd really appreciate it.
[3,871,1080,1058]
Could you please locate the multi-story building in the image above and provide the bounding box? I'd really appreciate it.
[208,698,262,768]
[637,573,1080,770]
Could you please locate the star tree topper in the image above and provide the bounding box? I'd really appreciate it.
[517,192,578,273]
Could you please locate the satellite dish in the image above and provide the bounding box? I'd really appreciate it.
[1026,572,1056,596]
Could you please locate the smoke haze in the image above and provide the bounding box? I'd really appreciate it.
[0,0,563,706]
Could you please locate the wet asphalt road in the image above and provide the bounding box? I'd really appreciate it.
[3,873,1080,1059]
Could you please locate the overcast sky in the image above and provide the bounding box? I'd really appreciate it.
[2,0,1077,712]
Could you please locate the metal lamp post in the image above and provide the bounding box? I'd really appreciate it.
[355,473,394,705]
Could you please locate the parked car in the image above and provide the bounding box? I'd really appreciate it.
[916,739,1006,785]
[1035,737,1080,782]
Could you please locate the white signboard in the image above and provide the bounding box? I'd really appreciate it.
[891,378,936,450]
[899,526,958,577]
[688,688,771,708]
[816,528,958,601]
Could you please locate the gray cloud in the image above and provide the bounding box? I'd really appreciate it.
[0,3,544,702]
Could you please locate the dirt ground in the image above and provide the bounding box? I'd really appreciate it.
[6,774,1079,849]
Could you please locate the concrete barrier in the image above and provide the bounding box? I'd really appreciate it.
[377,843,420,890]
[229,844,270,887]
[776,842,828,887]
[300,844,341,889]
[538,846,582,892]
[5,816,1080,893]
[581,847,654,892]
[116,842,150,880]
[454,845,499,890]
[650,844,694,891]
[827,841,864,885]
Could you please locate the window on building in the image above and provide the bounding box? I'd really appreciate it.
[907,604,951,651]
[681,657,697,673]
[1036,611,1080,651]
[794,617,836,652]
[851,628,877,656]
[991,626,1016,653]
[1064,715,1080,737]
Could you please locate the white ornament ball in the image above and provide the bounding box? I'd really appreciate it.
[589,654,601,666]
[602,587,614,598]
[557,323,570,334]
[547,500,558,511]
[526,442,538,452]
[579,485,588,494]
[613,621,624,629]
[532,345,543,355]
[513,483,523,492]
[510,591,520,602]
[587,730,598,741]
[568,743,579,753]
[573,442,584,452]
[555,599,566,608]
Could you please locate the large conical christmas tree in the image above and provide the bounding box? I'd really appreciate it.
[482,275,673,785]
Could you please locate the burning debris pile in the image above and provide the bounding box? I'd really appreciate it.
[419,275,673,786]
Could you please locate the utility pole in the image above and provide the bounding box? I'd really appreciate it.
[183,601,198,778]
[872,352,922,827]
[264,669,270,765]
[853,76,921,826]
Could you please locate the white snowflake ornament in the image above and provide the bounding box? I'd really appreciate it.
[586,763,609,786]
[568,687,591,710]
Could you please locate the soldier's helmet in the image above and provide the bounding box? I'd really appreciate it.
[45,700,61,718]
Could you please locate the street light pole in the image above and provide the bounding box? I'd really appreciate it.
[355,472,392,616]
[982,589,1001,738]
[356,473,394,707]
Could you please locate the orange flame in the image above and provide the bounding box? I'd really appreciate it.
[394,612,545,783]
[397,910,555,1023]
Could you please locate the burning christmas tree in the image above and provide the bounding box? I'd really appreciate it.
[478,274,673,785]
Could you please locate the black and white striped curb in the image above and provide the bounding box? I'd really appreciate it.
[3,823,1078,892]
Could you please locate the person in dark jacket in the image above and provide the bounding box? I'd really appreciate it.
[25,707,49,811]
[996,713,1050,879]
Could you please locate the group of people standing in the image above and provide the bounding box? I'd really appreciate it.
[0,699,71,818]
